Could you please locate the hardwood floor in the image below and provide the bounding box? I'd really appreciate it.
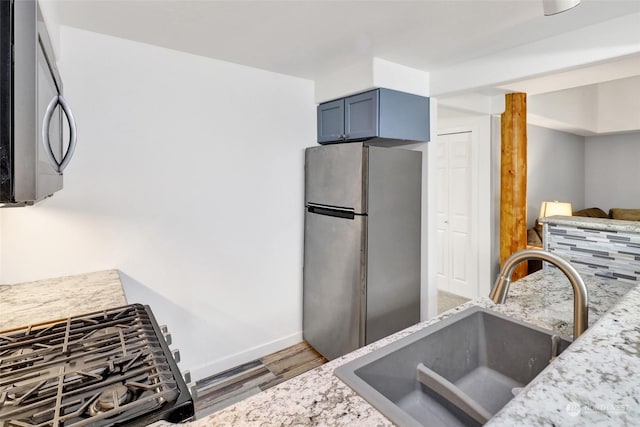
[194,341,327,418]
[194,294,467,418]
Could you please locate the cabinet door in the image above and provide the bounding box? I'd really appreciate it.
[317,99,345,144]
[345,89,378,141]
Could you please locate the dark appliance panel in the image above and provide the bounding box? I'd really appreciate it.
[0,304,194,426]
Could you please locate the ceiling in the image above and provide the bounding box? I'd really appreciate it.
[42,0,640,84]
[41,0,640,135]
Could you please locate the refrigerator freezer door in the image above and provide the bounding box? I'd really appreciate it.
[305,143,366,213]
[303,209,366,360]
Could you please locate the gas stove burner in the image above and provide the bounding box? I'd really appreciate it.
[0,304,194,427]
[88,384,132,416]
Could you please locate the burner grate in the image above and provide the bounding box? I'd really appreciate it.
[0,304,193,427]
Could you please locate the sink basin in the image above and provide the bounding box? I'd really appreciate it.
[334,306,572,427]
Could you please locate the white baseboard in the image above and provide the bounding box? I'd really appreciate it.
[189,331,303,382]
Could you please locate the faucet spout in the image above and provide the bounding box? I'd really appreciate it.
[490,249,589,339]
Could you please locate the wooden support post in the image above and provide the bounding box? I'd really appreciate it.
[500,93,528,280]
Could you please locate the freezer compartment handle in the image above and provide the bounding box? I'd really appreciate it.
[307,204,356,220]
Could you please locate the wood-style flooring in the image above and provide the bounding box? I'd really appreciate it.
[194,341,327,419]
[194,293,468,419]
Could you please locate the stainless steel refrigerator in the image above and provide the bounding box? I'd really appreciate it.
[303,143,422,360]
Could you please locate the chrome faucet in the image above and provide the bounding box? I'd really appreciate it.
[490,249,589,338]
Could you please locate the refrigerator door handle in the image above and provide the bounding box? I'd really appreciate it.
[307,204,356,220]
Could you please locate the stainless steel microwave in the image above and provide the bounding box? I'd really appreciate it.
[0,0,77,207]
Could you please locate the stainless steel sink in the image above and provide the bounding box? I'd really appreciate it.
[334,306,572,427]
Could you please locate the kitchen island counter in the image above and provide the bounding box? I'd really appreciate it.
[0,270,127,331]
[540,214,640,234]
[190,269,639,426]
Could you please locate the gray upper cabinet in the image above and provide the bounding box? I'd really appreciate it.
[317,98,345,143]
[344,90,379,141]
[317,88,430,145]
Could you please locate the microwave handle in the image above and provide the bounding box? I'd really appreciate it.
[42,95,77,174]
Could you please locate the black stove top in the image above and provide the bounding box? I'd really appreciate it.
[0,304,194,427]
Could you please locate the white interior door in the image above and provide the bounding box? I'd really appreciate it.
[436,131,477,298]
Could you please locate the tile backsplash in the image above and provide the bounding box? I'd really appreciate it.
[544,223,640,284]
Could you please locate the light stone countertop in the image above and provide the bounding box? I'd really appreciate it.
[187,269,639,426]
[541,215,640,233]
[0,270,127,332]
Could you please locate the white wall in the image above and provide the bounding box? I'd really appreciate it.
[585,132,640,210]
[491,116,501,281]
[528,75,640,135]
[0,26,316,380]
[527,125,585,227]
[597,77,640,134]
[528,86,598,135]
[314,57,429,103]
